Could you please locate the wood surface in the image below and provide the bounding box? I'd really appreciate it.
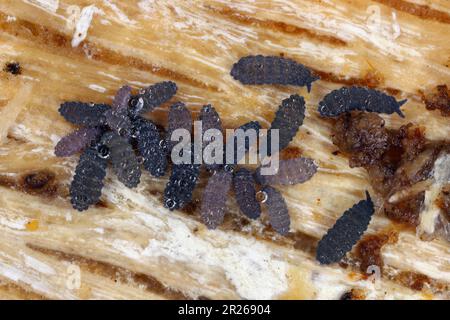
[0,0,448,299]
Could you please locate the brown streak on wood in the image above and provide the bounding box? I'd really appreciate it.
[313,69,381,88]
[206,5,347,46]
[374,0,450,24]
[0,281,48,300]
[26,244,192,300]
[0,11,217,92]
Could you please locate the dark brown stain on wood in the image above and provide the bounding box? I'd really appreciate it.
[0,281,48,300]
[373,0,450,24]
[20,170,59,197]
[395,271,432,291]
[94,200,111,209]
[0,12,217,92]
[280,146,302,160]
[3,61,21,75]
[291,231,317,255]
[207,5,347,46]
[0,170,60,198]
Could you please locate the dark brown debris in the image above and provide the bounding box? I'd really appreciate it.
[332,111,390,168]
[423,84,450,117]
[331,111,445,228]
[3,61,21,75]
[355,231,398,273]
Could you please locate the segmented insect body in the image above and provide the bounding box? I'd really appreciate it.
[201,170,233,229]
[129,81,177,115]
[262,186,290,235]
[200,104,223,171]
[100,132,141,188]
[256,157,317,185]
[164,159,201,211]
[166,102,193,151]
[70,146,108,211]
[266,94,305,155]
[105,85,133,137]
[318,86,407,118]
[59,102,110,126]
[54,127,102,157]
[133,117,168,177]
[200,105,222,134]
[112,85,132,110]
[230,55,319,92]
[316,192,375,264]
[233,168,261,219]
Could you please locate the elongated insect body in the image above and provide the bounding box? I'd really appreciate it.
[70,146,108,211]
[166,102,192,151]
[59,102,110,126]
[129,81,177,115]
[201,170,233,229]
[112,85,132,110]
[230,55,319,92]
[55,127,101,157]
[101,132,141,188]
[164,163,201,211]
[316,192,375,264]
[133,117,168,177]
[164,143,200,210]
[200,104,223,171]
[200,105,222,134]
[105,85,133,137]
[262,186,290,235]
[266,94,305,155]
[233,168,261,219]
[256,157,317,185]
[318,86,407,118]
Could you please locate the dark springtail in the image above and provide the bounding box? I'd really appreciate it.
[59,102,110,126]
[255,157,317,186]
[70,146,108,211]
[133,117,168,177]
[129,81,177,115]
[233,168,261,219]
[266,94,306,155]
[262,186,290,236]
[200,170,233,229]
[166,102,192,152]
[316,192,375,265]
[100,132,141,188]
[230,55,319,92]
[164,144,200,211]
[318,86,407,118]
[105,85,133,137]
[199,104,222,171]
[55,127,102,157]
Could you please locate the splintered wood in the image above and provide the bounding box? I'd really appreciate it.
[0,0,449,300]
